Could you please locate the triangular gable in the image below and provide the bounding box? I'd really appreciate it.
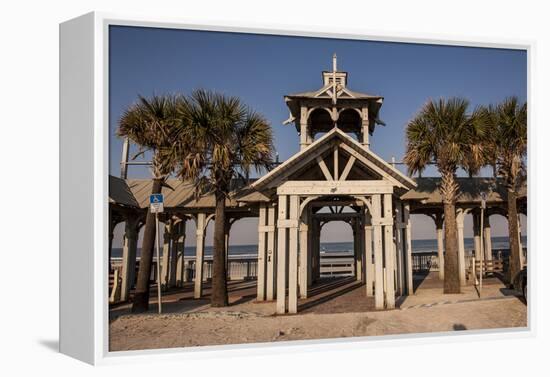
[313,84,357,100]
[251,128,416,191]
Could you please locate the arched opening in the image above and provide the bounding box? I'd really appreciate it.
[319,218,355,279]
[310,107,333,141]
[337,108,362,141]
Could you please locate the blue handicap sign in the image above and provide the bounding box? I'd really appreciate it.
[150,194,164,204]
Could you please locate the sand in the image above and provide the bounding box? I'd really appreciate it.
[109,274,527,351]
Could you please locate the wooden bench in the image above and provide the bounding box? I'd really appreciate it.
[468,257,504,283]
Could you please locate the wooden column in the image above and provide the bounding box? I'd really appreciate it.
[404,203,414,295]
[395,202,405,296]
[456,209,466,286]
[257,203,267,301]
[288,195,300,314]
[160,220,172,291]
[364,210,374,296]
[473,211,482,260]
[372,194,384,309]
[266,204,277,300]
[435,214,444,280]
[361,106,370,147]
[194,213,206,299]
[307,207,313,287]
[299,206,309,298]
[175,220,187,287]
[383,194,396,309]
[483,214,493,261]
[300,106,309,150]
[169,221,182,288]
[518,217,525,268]
[120,217,139,302]
[276,195,288,314]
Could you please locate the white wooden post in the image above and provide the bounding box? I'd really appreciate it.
[194,213,206,299]
[299,206,309,298]
[435,214,444,280]
[276,195,288,314]
[456,209,466,286]
[120,218,139,302]
[160,221,172,291]
[364,210,374,296]
[288,195,300,313]
[483,214,493,261]
[383,194,395,309]
[175,220,187,287]
[473,212,482,260]
[169,221,181,288]
[257,203,267,301]
[307,207,314,286]
[404,203,414,295]
[372,194,384,309]
[395,202,405,296]
[266,204,277,300]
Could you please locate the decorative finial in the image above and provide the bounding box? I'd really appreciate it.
[332,53,337,72]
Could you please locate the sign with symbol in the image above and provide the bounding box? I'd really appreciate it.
[149,194,164,213]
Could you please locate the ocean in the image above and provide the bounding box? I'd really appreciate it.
[111,236,527,258]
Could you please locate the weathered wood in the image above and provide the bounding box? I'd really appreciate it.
[299,208,309,298]
[383,194,395,309]
[120,217,139,302]
[276,195,288,314]
[316,156,333,181]
[372,194,384,309]
[339,142,411,189]
[456,209,467,286]
[364,210,374,296]
[395,202,404,296]
[194,213,206,299]
[333,145,339,180]
[340,155,356,181]
[257,203,267,301]
[277,180,393,195]
[404,203,413,295]
[288,195,300,313]
[266,205,277,300]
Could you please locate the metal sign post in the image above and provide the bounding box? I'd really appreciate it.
[150,194,164,314]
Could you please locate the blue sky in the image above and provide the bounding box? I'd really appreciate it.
[109,25,527,246]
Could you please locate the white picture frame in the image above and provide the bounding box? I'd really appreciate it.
[59,11,534,365]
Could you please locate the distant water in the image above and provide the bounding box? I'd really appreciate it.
[111,236,527,258]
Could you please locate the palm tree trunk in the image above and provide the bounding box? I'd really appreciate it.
[440,170,461,294]
[443,202,460,293]
[211,191,228,307]
[507,188,522,286]
[131,178,163,313]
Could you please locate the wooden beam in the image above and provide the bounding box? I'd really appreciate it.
[333,145,339,180]
[277,180,393,195]
[316,156,333,181]
[340,156,356,181]
[339,143,406,189]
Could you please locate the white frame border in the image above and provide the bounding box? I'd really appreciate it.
[61,11,535,365]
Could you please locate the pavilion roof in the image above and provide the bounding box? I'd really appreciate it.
[109,175,253,210]
[400,177,527,204]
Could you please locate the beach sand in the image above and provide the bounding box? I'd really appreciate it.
[109,273,527,351]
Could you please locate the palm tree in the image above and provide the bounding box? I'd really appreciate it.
[175,89,274,307]
[484,97,527,287]
[117,94,182,312]
[404,98,487,293]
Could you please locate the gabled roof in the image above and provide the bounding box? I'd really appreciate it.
[286,84,383,101]
[249,127,416,192]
